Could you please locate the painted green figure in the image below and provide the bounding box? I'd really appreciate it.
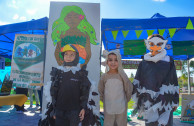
[52,5,97,67]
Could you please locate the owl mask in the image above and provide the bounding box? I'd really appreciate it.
[144,34,168,56]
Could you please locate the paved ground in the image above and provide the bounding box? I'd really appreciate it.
[0,105,193,126]
[0,105,41,126]
[128,116,193,126]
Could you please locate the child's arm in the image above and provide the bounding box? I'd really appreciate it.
[98,75,105,102]
[50,67,60,117]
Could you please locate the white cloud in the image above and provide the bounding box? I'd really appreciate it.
[8,0,19,9]
[0,21,9,25]
[153,0,166,2]
[26,9,38,15]
[20,16,27,21]
[13,14,19,20]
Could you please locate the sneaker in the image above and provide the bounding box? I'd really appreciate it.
[36,108,42,111]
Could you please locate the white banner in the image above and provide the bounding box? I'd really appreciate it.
[10,34,45,89]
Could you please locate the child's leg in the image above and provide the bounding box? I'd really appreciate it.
[55,110,70,126]
[33,89,40,105]
[104,111,116,126]
[166,110,173,126]
[115,108,128,126]
[28,89,33,107]
[68,110,80,126]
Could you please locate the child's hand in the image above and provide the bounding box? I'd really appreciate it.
[53,115,56,119]
[79,109,85,121]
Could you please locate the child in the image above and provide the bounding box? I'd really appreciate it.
[98,50,133,126]
[132,34,179,126]
[50,44,91,126]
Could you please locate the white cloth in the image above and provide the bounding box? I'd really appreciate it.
[144,50,167,63]
[104,78,126,114]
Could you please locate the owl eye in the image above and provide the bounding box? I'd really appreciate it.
[148,42,154,46]
[157,42,163,46]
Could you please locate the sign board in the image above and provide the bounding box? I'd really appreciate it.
[122,60,182,70]
[181,94,194,122]
[10,34,45,89]
[42,2,100,122]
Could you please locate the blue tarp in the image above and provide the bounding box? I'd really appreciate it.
[102,13,194,60]
[0,17,48,59]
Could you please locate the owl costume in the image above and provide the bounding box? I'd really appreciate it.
[132,34,179,126]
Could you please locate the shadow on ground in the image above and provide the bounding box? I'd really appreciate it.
[0,105,41,126]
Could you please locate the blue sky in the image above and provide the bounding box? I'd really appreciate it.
[1,0,194,25]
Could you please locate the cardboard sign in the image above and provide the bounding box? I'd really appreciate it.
[181,94,194,122]
[42,2,100,120]
[122,60,182,70]
[10,34,45,89]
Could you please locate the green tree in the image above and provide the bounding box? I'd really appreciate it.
[179,60,194,90]
[181,60,194,77]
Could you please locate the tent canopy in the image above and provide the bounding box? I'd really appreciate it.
[0,17,48,59]
[102,13,194,60]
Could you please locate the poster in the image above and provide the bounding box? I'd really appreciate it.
[181,94,194,122]
[42,1,100,122]
[10,34,45,89]
[122,60,182,70]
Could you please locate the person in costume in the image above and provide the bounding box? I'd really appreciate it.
[98,50,133,126]
[132,34,179,126]
[50,44,91,126]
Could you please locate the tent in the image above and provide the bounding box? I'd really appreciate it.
[0,17,48,59]
[101,13,194,60]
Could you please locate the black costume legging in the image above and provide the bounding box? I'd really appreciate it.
[55,109,80,126]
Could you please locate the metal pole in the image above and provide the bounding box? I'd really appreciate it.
[43,30,47,82]
[187,59,191,94]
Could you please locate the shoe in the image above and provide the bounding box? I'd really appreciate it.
[37,108,42,111]
[137,116,143,120]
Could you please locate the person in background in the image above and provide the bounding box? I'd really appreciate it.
[98,50,133,126]
[28,88,39,107]
[37,86,43,111]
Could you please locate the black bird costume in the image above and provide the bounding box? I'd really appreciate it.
[132,35,179,126]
